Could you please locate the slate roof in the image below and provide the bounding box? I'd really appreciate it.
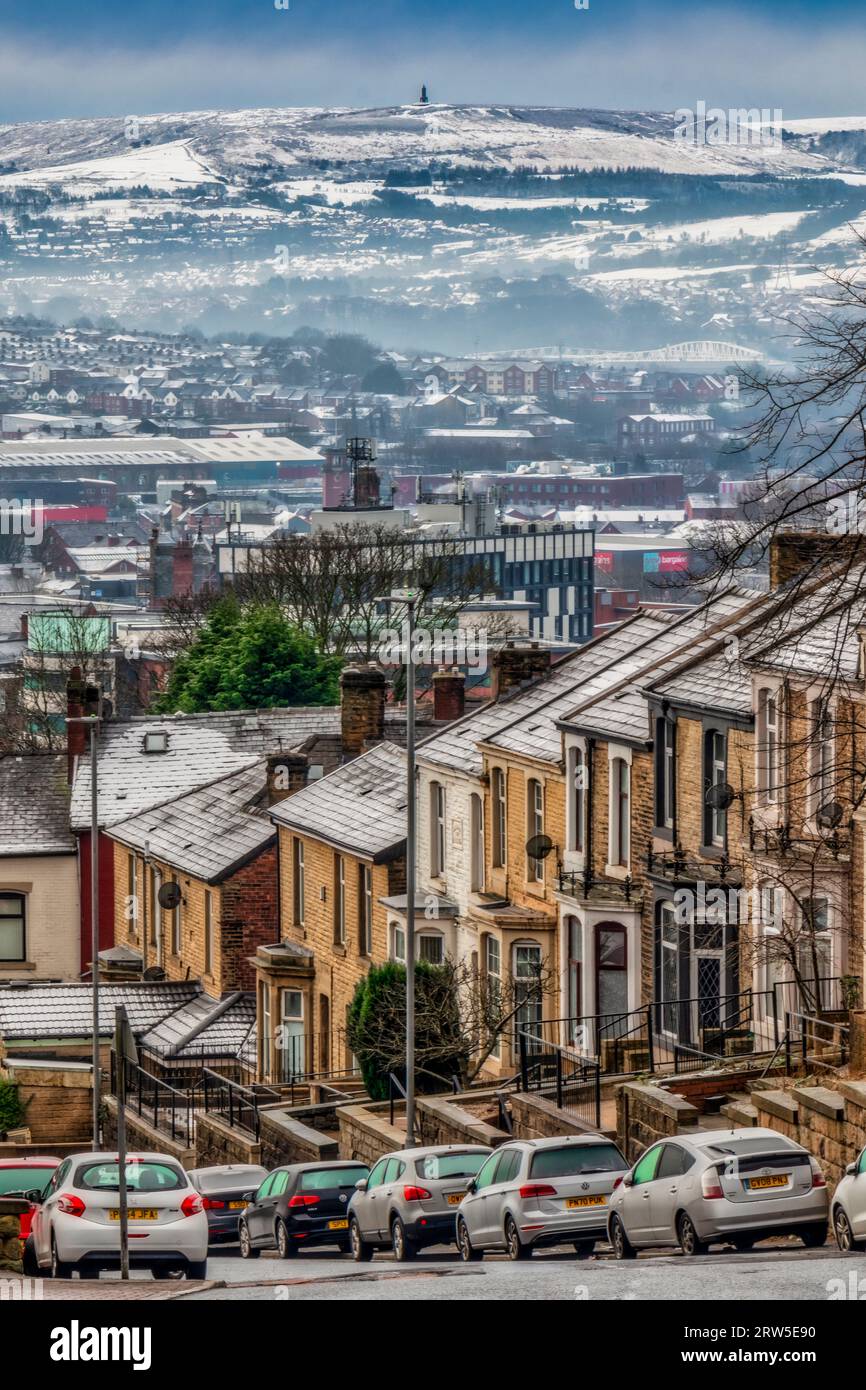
[107,763,274,883]
[138,990,256,1059]
[0,754,75,856]
[270,742,407,861]
[0,980,199,1042]
[70,706,343,831]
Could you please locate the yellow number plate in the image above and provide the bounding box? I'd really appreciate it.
[328,1219,349,1230]
[108,1208,159,1221]
[228,1201,248,1210]
[447,1194,463,1206]
[747,1175,787,1191]
[566,1196,606,1209]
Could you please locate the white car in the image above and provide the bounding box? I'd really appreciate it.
[832,1145,866,1251]
[29,1151,209,1280]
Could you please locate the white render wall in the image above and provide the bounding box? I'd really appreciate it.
[417,763,484,966]
[0,853,80,981]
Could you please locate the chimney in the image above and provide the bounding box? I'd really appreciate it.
[433,666,465,722]
[266,752,308,805]
[491,641,551,701]
[65,666,87,785]
[19,613,28,641]
[769,529,866,590]
[340,665,386,759]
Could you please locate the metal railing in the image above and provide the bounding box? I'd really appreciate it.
[201,1068,280,1140]
[784,1011,851,1074]
[517,1031,601,1129]
[110,1050,196,1144]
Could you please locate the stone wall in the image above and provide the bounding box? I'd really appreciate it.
[258,1109,339,1170]
[416,1092,506,1150]
[751,1081,866,1190]
[616,1081,700,1161]
[510,1090,614,1142]
[193,1111,261,1169]
[336,1102,406,1165]
[5,1059,92,1144]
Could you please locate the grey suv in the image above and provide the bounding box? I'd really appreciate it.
[457,1135,629,1261]
[348,1144,492,1261]
[607,1128,829,1257]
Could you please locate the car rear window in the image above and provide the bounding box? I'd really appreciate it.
[76,1161,187,1192]
[530,1144,628,1179]
[298,1166,368,1192]
[706,1138,799,1159]
[0,1167,54,1197]
[195,1169,265,1193]
[418,1152,489,1181]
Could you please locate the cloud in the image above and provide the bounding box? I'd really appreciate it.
[0,14,864,122]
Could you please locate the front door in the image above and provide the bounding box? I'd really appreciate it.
[596,923,628,1025]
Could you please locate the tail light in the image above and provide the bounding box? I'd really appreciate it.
[57,1194,86,1217]
[612,1176,623,1191]
[181,1193,203,1217]
[202,1198,226,1210]
[518,1184,557,1200]
[288,1194,319,1209]
[810,1159,827,1189]
[701,1169,724,1200]
[402,1186,432,1202]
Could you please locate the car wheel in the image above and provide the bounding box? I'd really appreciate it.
[349,1217,374,1263]
[799,1222,828,1249]
[610,1215,636,1260]
[504,1214,530,1261]
[677,1212,708,1257]
[238,1221,260,1259]
[337,1240,351,1255]
[457,1218,483,1262]
[50,1233,74,1280]
[151,1268,178,1281]
[391,1216,416,1262]
[186,1259,208,1280]
[275,1218,296,1259]
[833,1208,863,1253]
[22,1236,39,1277]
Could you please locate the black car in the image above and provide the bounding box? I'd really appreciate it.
[188,1165,268,1245]
[239,1161,370,1259]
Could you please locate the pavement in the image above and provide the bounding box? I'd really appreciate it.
[8,1238,865,1302]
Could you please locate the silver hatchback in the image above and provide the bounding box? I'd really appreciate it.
[608,1127,829,1258]
[348,1144,492,1261]
[457,1135,629,1261]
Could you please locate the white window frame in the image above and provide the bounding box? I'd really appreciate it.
[391,922,407,964]
[431,781,446,878]
[608,747,632,872]
[526,777,545,883]
[293,837,305,927]
[334,855,346,945]
[757,685,781,807]
[418,932,444,965]
[492,767,507,869]
[470,792,485,893]
[359,863,373,956]
[204,888,214,976]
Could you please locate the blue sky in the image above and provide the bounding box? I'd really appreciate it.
[0,0,864,122]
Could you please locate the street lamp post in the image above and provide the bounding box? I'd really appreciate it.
[67,711,101,1146]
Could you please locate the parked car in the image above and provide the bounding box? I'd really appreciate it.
[28,1152,208,1280]
[188,1165,268,1245]
[607,1128,829,1258]
[456,1136,628,1262]
[831,1145,866,1251]
[0,1156,60,1269]
[239,1160,370,1259]
[349,1144,492,1262]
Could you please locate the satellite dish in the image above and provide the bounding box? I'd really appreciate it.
[157,881,182,910]
[525,834,554,862]
[142,965,166,982]
[705,782,735,812]
[816,801,844,830]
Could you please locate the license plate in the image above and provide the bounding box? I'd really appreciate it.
[566,1196,606,1209]
[746,1175,788,1191]
[327,1219,348,1230]
[447,1194,463,1206]
[108,1208,159,1221]
[228,1201,248,1210]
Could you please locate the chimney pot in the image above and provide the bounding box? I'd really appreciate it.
[433,666,465,722]
[340,664,386,758]
[266,752,308,804]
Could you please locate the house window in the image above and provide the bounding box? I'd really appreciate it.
[431,781,446,877]
[485,935,502,1057]
[567,916,582,1036]
[514,942,543,1045]
[758,688,779,805]
[419,933,444,965]
[610,758,630,867]
[260,985,272,1081]
[359,864,373,956]
[596,922,628,1018]
[392,923,406,964]
[799,897,833,1009]
[126,854,138,936]
[811,700,834,811]
[204,889,214,975]
[292,838,305,927]
[492,767,507,868]
[170,877,181,956]
[280,988,305,1080]
[470,793,485,893]
[150,866,161,951]
[334,856,346,945]
[526,778,544,883]
[569,747,586,854]
[0,892,25,962]
[704,729,727,846]
[655,717,675,829]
